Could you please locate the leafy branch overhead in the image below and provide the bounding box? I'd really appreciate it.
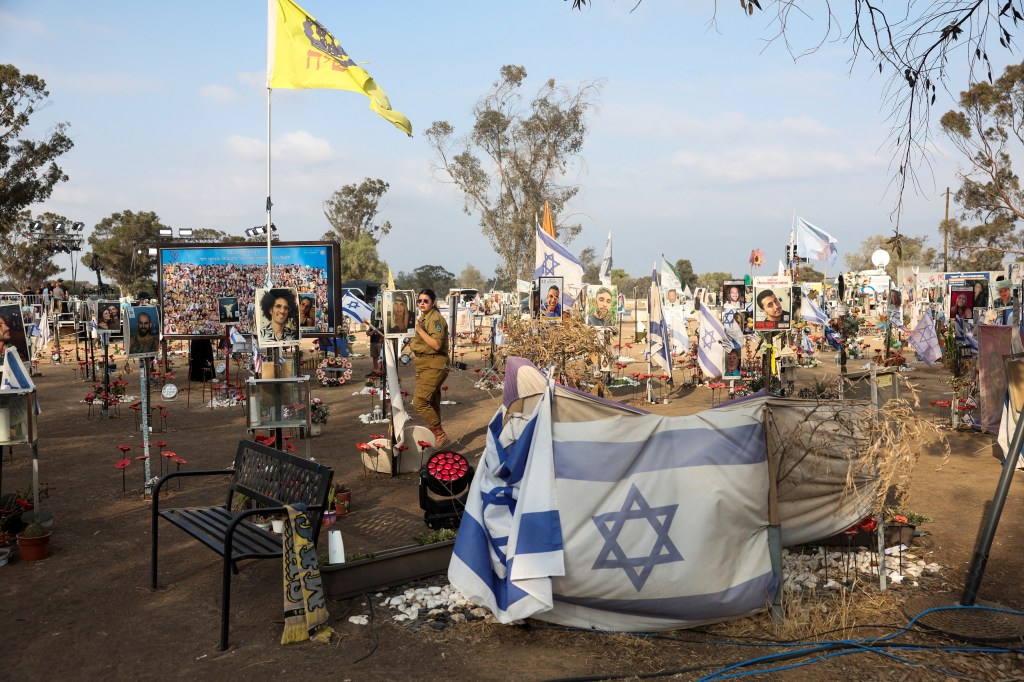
[425,65,602,286]
[568,2,1024,232]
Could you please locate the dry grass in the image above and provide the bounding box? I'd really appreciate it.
[500,315,614,388]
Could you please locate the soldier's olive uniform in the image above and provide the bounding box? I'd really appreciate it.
[410,307,449,429]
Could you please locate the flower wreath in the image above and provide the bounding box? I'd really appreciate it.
[317,356,353,387]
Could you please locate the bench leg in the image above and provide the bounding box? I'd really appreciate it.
[220,551,233,650]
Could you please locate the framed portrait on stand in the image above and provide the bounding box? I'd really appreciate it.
[384,290,415,338]
[753,276,792,330]
[96,301,122,334]
[126,305,161,358]
[0,303,29,365]
[297,293,317,330]
[254,287,300,348]
[586,284,618,328]
[539,277,564,321]
[218,297,239,324]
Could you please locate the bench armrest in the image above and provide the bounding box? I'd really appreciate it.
[152,468,235,502]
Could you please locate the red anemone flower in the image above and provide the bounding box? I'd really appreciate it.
[115,458,131,469]
[117,445,132,454]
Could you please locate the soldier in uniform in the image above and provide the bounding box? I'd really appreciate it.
[410,288,451,447]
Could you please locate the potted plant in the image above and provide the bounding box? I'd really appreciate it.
[883,506,930,546]
[310,396,330,436]
[17,521,52,561]
[327,481,351,517]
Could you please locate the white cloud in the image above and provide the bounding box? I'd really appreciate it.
[199,84,239,104]
[60,73,162,95]
[274,131,335,165]
[224,135,264,161]
[0,11,48,36]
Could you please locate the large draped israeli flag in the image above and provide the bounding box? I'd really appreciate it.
[1,348,35,391]
[449,362,776,630]
[535,225,585,308]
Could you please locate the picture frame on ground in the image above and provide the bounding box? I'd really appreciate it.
[753,276,792,330]
[384,290,415,338]
[126,305,161,358]
[0,303,29,365]
[218,297,239,324]
[586,284,618,328]
[539,277,564,321]
[96,301,122,334]
[255,287,300,348]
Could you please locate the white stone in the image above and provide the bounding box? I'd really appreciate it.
[450,613,467,624]
[470,607,489,618]
[348,615,369,625]
[429,586,443,595]
[389,596,405,607]
[393,614,408,622]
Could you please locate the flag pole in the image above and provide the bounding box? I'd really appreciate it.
[265,87,273,287]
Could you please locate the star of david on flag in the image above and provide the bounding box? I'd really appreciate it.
[341,291,374,324]
[697,302,727,378]
[592,483,683,591]
[535,225,584,308]
[908,309,942,366]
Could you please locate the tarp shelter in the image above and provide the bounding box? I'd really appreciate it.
[450,358,877,630]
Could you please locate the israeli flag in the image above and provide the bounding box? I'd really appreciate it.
[599,231,613,287]
[907,309,942,367]
[799,296,842,350]
[696,303,727,378]
[535,225,585,308]
[795,217,838,267]
[450,369,776,631]
[954,317,979,353]
[1,348,35,391]
[341,291,374,324]
[648,266,673,378]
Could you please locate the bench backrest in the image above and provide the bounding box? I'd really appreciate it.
[226,440,334,534]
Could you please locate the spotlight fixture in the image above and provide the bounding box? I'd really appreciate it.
[245,223,278,237]
[53,221,66,232]
[178,228,193,238]
[158,227,173,237]
[71,222,85,231]
[29,220,43,231]
[418,450,474,529]
[148,247,158,256]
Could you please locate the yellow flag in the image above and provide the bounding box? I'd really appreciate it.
[267,0,412,136]
[542,200,555,238]
[387,269,395,290]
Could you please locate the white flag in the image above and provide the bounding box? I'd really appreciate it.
[599,231,613,286]
[648,265,673,377]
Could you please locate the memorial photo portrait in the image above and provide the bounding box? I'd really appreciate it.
[255,287,300,347]
[127,305,161,357]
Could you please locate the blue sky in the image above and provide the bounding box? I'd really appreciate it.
[1,1,1002,282]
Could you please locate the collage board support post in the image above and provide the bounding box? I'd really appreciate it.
[384,336,399,478]
[139,357,152,494]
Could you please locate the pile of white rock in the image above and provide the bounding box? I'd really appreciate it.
[781,547,943,591]
[342,549,945,628]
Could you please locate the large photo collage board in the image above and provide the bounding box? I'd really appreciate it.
[157,243,340,339]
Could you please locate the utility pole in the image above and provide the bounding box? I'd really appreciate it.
[943,187,950,271]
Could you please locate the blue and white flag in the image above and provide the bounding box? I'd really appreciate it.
[696,302,727,378]
[666,306,690,356]
[648,265,673,378]
[954,317,979,354]
[341,291,374,324]
[1,347,35,391]
[799,296,842,350]
[660,257,682,294]
[908,309,942,366]
[535,225,585,308]
[450,360,776,631]
[229,327,247,346]
[795,217,838,267]
[599,231,613,287]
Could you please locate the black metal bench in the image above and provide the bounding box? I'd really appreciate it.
[151,439,333,650]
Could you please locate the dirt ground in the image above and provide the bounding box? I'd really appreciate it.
[2,329,1023,681]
